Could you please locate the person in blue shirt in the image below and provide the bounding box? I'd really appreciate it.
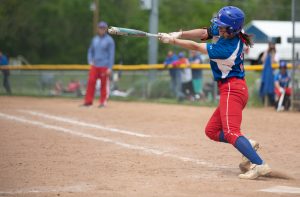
[274,60,291,110]
[159,6,271,179]
[0,50,11,94]
[164,50,185,101]
[189,50,203,99]
[82,21,115,108]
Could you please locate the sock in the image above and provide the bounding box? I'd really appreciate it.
[234,136,263,165]
[219,131,228,143]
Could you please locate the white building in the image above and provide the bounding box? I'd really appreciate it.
[244,20,300,64]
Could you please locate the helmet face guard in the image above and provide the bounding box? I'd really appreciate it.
[212,6,245,35]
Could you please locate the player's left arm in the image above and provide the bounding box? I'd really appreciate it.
[179,29,209,40]
[168,23,219,41]
[172,39,208,54]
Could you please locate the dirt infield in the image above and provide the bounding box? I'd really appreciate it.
[0,96,299,197]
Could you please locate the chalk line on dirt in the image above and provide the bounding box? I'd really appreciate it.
[20,110,182,139]
[0,112,230,170]
[19,110,151,138]
[259,185,300,194]
[0,182,94,195]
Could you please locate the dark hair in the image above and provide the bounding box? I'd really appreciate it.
[239,32,253,47]
[267,43,276,53]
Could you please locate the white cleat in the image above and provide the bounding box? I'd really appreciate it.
[238,163,271,180]
[239,139,260,173]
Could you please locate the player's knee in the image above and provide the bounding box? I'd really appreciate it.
[204,126,219,141]
[223,132,240,145]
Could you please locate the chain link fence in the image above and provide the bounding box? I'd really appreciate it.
[0,68,266,107]
[291,0,300,110]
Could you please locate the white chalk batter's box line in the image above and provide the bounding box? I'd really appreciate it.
[0,184,299,195]
[19,110,151,138]
[1,112,300,195]
[0,182,94,195]
[19,110,181,140]
[0,112,228,170]
[19,110,187,140]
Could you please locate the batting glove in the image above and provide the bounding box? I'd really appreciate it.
[158,33,174,44]
[108,27,118,35]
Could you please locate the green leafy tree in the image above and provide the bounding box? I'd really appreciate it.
[0,0,292,64]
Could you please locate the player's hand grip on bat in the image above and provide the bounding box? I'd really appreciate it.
[169,31,183,39]
[158,33,175,44]
[108,27,120,35]
[158,31,182,41]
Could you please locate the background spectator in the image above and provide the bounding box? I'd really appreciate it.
[189,50,204,100]
[175,52,194,100]
[261,41,279,64]
[259,42,277,106]
[82,21,115,108]
[164,50,178,95]
[274,60,291,111]
[54,79,82,97]
[171,52,188,101]
[164,50,184,101]
[0,50,11,94]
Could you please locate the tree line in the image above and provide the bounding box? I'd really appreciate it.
[0,0,292,65]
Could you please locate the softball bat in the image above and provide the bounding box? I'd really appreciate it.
[108,26,159,38]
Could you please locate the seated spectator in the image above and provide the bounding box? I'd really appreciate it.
[54,79,82,97]
[274,60,291,111]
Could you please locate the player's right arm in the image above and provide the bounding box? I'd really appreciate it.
[168,29,208,41]
[168,23,219,41]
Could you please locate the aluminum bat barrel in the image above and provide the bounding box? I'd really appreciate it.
[108,26,158,37]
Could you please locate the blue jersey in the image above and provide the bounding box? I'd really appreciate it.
[164,54,178,65]
[206,35,245,81]
[0,55,8,66]
[275,72,290,88]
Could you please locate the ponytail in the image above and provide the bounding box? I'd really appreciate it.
[239,32,253,47]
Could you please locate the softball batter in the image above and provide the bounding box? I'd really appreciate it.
[159,6,271,179]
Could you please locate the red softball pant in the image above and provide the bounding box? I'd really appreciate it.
[84,66,109,105]
[205,78,248,145]
[274,87,292,97]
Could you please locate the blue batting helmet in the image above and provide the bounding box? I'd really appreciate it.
[211,6,245,35]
